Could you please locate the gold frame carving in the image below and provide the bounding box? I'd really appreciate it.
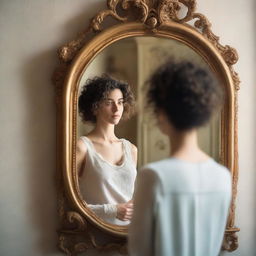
[52,0,240,254]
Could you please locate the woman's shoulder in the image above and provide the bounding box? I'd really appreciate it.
[121,138,137,147]
[77,137,88,154]
[207,160,231,181]
[142,158,177,172]
[121,139,137,164]
[120,138,137,153]
[138,159,172,180]
[129,142,137,154]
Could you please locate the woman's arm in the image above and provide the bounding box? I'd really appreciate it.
[76,139,87,177]
[128,168,159,256]
[86,202,133,221]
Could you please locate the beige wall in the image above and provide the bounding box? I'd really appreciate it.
[0,0,255,256]
[196,2,256,256]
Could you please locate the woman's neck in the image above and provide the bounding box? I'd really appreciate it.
[169,129,209,162]
[89,122,117,142]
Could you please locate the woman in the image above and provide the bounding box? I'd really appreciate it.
[128,61,231,255]
[76,75,137,225]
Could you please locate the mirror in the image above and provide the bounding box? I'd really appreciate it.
[77,37,221,225]
[77,37,221,165]
[53,0,240,254]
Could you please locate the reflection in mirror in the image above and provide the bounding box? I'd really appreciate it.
[76,75,137,226]
[77,37,221,225]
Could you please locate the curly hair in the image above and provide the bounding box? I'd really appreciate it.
[78,75,135,123]
[146,60,224,130]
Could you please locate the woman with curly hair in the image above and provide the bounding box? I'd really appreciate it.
[129,61,231,256]
[77,75,137,225]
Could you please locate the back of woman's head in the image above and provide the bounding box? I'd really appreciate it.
[147,60,223,130]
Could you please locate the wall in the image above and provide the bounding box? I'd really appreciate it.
[0,0,255,256]
[196,2,256,256]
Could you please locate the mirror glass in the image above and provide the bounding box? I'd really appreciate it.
[76,36,221,225]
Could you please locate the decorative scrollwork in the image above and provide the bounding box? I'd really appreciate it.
[158,0,180,24]
[123,0,149,24]
[189,13,240,90]
[92,0,150,32]
[59,234,73,256]
[222,230,239,252]
[74,242,90,253]
[57,27,92,63]
[158,0,195,23]
[58,233,91,256]
[58,232,127,256]
[66,211,87,232]
[193,13,219,42]
[57,194,127,254]
[53,0,240,93]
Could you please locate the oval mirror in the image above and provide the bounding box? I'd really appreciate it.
[53,0,240,254]
[77,36,222,226]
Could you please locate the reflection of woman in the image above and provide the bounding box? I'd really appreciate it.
[76,75,137,226]
[129,61,231,255]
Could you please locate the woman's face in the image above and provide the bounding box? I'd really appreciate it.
[95,89,124,125]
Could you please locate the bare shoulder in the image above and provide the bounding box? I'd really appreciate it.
[129,142,137,165]
[76,138,87,155]
[76,138,87,177]
[130,143,137,154]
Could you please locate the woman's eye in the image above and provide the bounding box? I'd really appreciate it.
[118,101,124,105]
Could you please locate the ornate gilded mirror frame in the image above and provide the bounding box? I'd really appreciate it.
[52,0,240,254]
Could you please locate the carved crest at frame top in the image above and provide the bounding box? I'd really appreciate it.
[52,0,240,95]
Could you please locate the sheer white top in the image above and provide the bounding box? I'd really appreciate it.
[79,136,137,225]
[129,158,231,256]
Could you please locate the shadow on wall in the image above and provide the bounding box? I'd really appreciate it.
[22,1,105,255]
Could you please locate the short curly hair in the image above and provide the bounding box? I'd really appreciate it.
[147,60,224,130]
[78,75,135,123]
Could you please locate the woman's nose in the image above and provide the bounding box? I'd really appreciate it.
[112,102,118,112]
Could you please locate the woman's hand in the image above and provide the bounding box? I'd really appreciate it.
[116,200,133,221]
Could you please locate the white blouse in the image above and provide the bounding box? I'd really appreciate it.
[79,136,137,225]
[129,158,231,256]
